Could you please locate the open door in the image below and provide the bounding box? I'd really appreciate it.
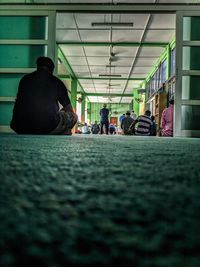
[175,11,200,137]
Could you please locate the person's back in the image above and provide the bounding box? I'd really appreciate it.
[109,124,116,135]
[121,111,134,135]
[150,116,157,136]
[11,57,77,135]
[160,99,174,137]
[100,107,109,122]
[91,121,99,134]
[130,110,152,136]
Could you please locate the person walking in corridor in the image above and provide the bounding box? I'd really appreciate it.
[10,57,77,135]
[160,97,174,137]
[99,104,109,134]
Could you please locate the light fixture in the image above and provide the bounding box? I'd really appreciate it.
[91,22,134,27]
[99,74,122,77]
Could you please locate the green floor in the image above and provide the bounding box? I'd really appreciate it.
[0,134,200,267]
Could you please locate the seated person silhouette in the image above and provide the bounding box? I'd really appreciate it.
[11,57,77,135]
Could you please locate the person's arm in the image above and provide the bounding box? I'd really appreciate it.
[57,80,74,112]
[129,118,138,131]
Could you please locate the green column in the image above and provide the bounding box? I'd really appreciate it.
[166,44,171,80]
[81,93,85,123]
[71,78,77,112]
[133,89,139,116]
[87,101,91,124]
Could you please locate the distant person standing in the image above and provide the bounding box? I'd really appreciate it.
[100,104,109,134]
[129,110,152,136]
[160,97,174,137]
[121,111,134,135]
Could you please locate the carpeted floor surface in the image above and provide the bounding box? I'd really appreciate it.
[0,134,200,267]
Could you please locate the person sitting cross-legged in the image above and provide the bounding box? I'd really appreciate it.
[10,57,77,135]
[129,110,153,136]
[121,111,134,135]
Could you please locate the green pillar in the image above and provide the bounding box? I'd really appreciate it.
[166,44,171,80]
[87,101,91,124]
[133,89,139,116]
[81,93,85,123]
[71,78,77,112]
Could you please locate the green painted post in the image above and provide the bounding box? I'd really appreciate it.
[87,101,91,124]
[81,93,85,123]
[133,89,139,116]
[166,44,171,80]
[71,78,77,112]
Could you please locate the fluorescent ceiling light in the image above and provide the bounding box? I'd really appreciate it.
[99,74,122,77]
[91,22,134,27]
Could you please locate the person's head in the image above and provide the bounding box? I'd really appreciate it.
[126,111,131,116]
[169,96,174,105]
[145,110,151,117]
[151,115,155,121]
[132,110,134,113]
[94,120,97,124]
[103,104,107,108]
[36,57,55,73]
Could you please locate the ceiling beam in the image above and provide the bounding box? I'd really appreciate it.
[1,4,200,12]
[86,93,133,97]
[57,42,168,47]
[60,75,145,81]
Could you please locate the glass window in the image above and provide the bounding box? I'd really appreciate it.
[183,17,200,41]
[182,76,200,100]
[0,16,47,40]
[182,105,200,130]
[182,46,200,71]
[161,60,167,83]
[0,102,14,125]
[0,45,47,68]
[0,74,24,97]
[171,48,176,76]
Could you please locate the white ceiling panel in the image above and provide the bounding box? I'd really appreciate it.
[72,65,90,73]
[79,30,110,42]
[75,14,108,28]
[56,30,80,42]
[148,14,175,29]
[67,57,87,65]
[87,57,110,66]
[84,47,109,56]
[132,66,151,73]
[57,13,76,28]
[113,47,138,57]
[138,47,165,57]
[59,45,84,56]
[112,30,143,42]
[129,73,147,78]
[75,72,91,77]
[134,57,157,67]
[144,29,175,42]
[113,57,134,66]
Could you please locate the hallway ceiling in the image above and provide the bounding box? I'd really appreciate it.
[56,11,176,103]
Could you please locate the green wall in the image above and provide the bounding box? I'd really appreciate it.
[0,15,48,132]
[91,103,131,125]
